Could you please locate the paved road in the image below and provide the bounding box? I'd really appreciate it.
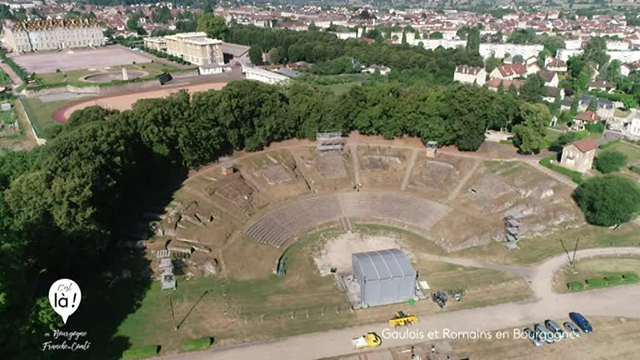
[159,247,640,360]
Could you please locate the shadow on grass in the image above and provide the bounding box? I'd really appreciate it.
[62,162,189,360]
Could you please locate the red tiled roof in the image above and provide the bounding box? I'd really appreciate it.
[496,63,527,77]
[574,110,600,122]
[571,139,598,153]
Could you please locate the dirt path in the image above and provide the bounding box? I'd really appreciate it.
[349,143,361,185]
[160,247,640,360]
[400,149,418,191]
[446,160,480,202]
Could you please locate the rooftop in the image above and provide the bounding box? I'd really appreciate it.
[570,138,598,153]
[352,249,416,281]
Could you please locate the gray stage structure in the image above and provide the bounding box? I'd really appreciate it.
[352,249,417,307]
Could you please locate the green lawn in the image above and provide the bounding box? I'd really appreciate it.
[0,108,15,125]
[36,62,180,86]
[597,141,640,164]
[20,97,72,139]
[0,68,11,86]
[543,128,562,148]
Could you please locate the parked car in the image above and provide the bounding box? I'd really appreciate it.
[569,312,593,333]
[564,321,581,338]
[545,320,566,340]
[535,324,556,344]
[524,327,543,347]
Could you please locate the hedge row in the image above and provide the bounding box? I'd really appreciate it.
[142,47,192,66]
[180,337,213,352]
[121,345,160,360]
[568,272,639,292]
[121,337,214,359]
[0,51,30,82]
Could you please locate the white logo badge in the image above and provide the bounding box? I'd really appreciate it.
[48,279,81,324]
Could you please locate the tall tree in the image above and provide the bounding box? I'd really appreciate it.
[512,103,550,154]
[249,46,263,65]
[197,14,229,40]
[465,26,480,54]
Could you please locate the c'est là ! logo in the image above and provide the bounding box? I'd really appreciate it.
[48,279,81,325]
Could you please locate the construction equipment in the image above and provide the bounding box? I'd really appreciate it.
[352,332,382,349]
[389,311,419,328]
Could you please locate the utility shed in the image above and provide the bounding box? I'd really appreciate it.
[352,249,417,307]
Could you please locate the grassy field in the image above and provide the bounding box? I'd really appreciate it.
[20,97,73,138]
[0,68,11,86]
[36,62,180,86]
[451,317,640,360]
[543,128,562,149]
[455,221,640,265]
[597,141,640,164]
[554,257,640,293]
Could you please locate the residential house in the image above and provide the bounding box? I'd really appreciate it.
[627,117,640,139]
[588,80,616,93]
[363,65,391,76]
[538,70,559,87]
[546,58,567,72]
[620,64,631,77]
[560,139,598,173]
[560,94,615,119]
[485,79,525,92]
[572,110,601,131]
[198,63,232,75]
[490,63,528,80]
[454,65,486,85]
[527,62,542,75]
[543,86,565,103]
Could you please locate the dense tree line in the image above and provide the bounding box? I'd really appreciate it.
[225,25,483,81]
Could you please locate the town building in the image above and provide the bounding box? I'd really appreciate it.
[144,32,224,66]
[588,80,615,93]
[538,70,559,87]
[3,19,104,52]
[490,63,530,80]
[560,139,597,173]
[453,65,486,85]
[627,117,640,139]
[485,79,525,92]
[546,58,567,72]
[242,65,290,84]
[479,43,544,60]
[572,110,601,131]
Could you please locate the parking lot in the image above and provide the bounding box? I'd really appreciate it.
[11,46,151,73]
[452,316,640,360]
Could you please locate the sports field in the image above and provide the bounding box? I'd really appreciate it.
[12,46,151,73]
[53,81,228,123]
